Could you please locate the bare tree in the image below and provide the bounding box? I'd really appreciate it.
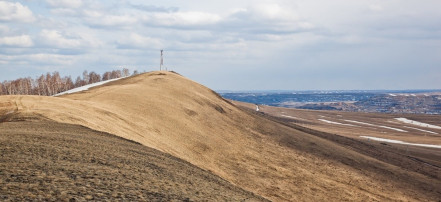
[82,70,89,85]
[132,70,139,76]
[3,81,12,95]
[44,73,53,96]
[88,71,101,84]
[0,68,129,96]
[37,75,45,96]
[122,68,130,77]
[102,72,111,81]
[74,76,84,88]
[0,82,3,95]
[110,70,122,79]
[51,71,62,95]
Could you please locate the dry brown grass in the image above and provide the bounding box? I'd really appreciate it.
[1,71,440,201]
[0,120,265,201]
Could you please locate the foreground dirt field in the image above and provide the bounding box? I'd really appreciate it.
[0,120,265,201]
[1,71,440,201]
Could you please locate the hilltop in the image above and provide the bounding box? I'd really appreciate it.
[1,71,441,201]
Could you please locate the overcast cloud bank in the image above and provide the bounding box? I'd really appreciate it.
[1,0,440,90]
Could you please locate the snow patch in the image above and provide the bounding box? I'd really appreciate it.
[402,126,438,135]
[360,136,441,149]
[344,120,407,132]
[395,118,441,130]
[319,119,356,126]
[389,94,397,97]
[54,77,124,96]
[281,115,307,121]
[281,115,297,119]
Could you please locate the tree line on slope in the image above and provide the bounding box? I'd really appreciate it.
[0,68,139,96]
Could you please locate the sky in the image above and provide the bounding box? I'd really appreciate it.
[1,0,440,91]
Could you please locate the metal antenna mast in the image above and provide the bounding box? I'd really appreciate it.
[160,50,164,71]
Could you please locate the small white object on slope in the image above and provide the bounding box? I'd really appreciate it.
[256,105,260,112]
[395,118,441,130]
[54,77,124,96]
[360,136,441,149]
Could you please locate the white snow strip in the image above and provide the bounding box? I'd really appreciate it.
[54,77,124,96]
[344,120,407,132]
[319,119,356,126]
[389,94,397,97]
[395,118,441,130]
[360,136,441,149]
[281,115,297,119]
[281,115,308,121]
[402,126,438,135]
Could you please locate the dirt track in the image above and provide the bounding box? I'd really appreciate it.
[0,120,266,201]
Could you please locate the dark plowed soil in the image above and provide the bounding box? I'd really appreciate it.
[0,120,266,201]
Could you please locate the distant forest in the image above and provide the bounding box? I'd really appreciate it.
[0,68,139,96]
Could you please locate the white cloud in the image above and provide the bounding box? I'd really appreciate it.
[39,29,82,48]
[0,1,35,23]
[50,8,78,16]
[116,33,162,49]
[250,4,298,21]
[28,53,75,65]
[221,4,314,35]
[0,25,10,34]
[368,4,384,12]
[1,0,441,90]
[150,11,221,26]
[0,35,33,47]
[83,10,138,27]
[46,0,83,8]
[0,53,75,66]
[98,15,138,27]
[228,4,299,23]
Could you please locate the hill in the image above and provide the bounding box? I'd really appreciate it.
[0,120,265,201]
[1,71,440,201]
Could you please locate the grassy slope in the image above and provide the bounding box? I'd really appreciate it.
[0,120,266,201]
[0,71,440,201]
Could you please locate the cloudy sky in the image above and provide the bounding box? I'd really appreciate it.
[1,0,440,90]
